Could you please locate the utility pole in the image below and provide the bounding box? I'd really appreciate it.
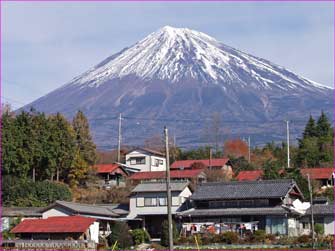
[248,136,251,163]
[286,120,290,169]
[307,174,315,249]
[164,127,173,251]
[117,113,122,163]
[209,147,212,171]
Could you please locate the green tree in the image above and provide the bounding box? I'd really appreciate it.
[72,111,97,165]
[160,220,178,247]
[262,159,281,180]
[107,222,133,249]
[303,115,318,138]
[316,111,332,138]
[48,113,76,181]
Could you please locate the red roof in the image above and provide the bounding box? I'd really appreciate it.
[11,216,95,234]
[129,169,205,180]
[171,158,230,169]
[300,167,334,180]
[236,170,264,181]
[94,164,125,174]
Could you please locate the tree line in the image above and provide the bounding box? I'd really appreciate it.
[2,108,97,187]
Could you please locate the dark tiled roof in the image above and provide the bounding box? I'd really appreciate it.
[132,181,189,193]
[41,201,124,217]
[305,203,333,216]
[179,206,290,217]
[2,207,43,217]
[191,179,299,200]
[126,147,165,157]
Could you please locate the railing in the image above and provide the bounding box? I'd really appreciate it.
[1,239,97,250]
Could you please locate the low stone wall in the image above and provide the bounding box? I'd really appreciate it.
[2,240,97,250]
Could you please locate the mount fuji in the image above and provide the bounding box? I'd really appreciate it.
[23,26,333,149]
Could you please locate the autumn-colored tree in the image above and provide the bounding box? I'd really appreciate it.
[67,150,89,188]
[72,110,97,165]
[224,139,249,158]
[204,169,231,182]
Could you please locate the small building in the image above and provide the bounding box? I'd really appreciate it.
[171,158,232,171]
[236,170,264,181]
[300,167,334,188]
[2,207,42,232]
[128,169,207,184]
[10,216,98,249]
[125,148,166,172]
[300,198,334,236]
[178,179,305,237]
[93,163,128,187]
[127,181,192,238]
[40,200,129,237]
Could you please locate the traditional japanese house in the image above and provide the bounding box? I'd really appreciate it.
[178,179,305,236]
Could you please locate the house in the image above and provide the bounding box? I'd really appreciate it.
[40,200,129,237]
[9,216,98,249]
[300,167,334,188]
[125,148,166,172]
[236,170,264,181]
[127,181,192,238]
[1,207,43,232]
[178,179,305,237]
[171,158,232,171]
[93,163,128,187]
[300,197,334,236]
[128,169,207,184]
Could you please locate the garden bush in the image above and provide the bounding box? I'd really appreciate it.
[222,231,239,244]
[314,223,324,236]
[107,222,133,249]
[160,220,178,247]
[131,228,151,245]
[253,229,267,242]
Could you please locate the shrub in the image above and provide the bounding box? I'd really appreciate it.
[314,223,324,236]
[253,230,267,242]
[2,176,72,207]
[131,228,151,245]
[160,220,178,247]
[222,231,239,244]
[107,222,133,249]
[296,234,311,244]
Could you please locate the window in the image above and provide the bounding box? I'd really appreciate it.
[172,197,180,206]
[153,159,164,167]
[136,197,144,207]
[130,157,145,165]
[144,197,157,206]
[159,197,167,206]
[224,200,238,208]
[240,200,253,207]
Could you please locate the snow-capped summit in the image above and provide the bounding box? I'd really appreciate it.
[69,25,329,92]
[23,26,332,149]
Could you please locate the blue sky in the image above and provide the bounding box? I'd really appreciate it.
[2,1,334,109]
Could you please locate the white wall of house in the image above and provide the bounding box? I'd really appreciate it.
[324,216,334,235]
[42,206,71,219]
[125,150,166,172]
[128,187,192,218]
[89,222,100,243]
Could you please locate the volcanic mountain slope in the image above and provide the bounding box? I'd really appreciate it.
[23,26,333,148]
